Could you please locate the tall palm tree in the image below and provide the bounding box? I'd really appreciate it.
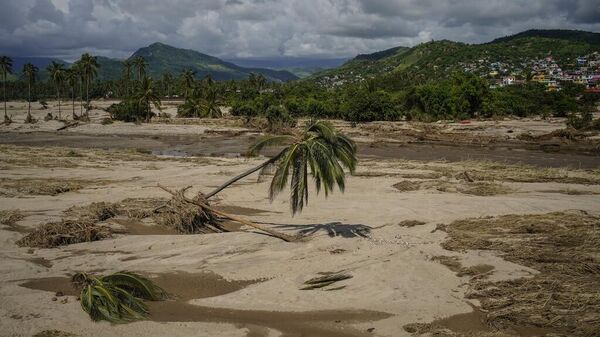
[135,77,161,122]
[180,69,195,98]
[206,120,358,214]
[23,63,38,123]
[122,59,132,97]
[79,53,99,114]
[161,72,173,97]
[132,56,147,81]
[202,84,222,118]
[72,61,84,116]
[0,56,13,122]
[64,69,78,119]
[47,61,66,119]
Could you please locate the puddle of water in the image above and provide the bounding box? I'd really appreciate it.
[19,271,391,337]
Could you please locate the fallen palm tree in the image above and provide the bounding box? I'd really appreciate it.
[159,120,358,241]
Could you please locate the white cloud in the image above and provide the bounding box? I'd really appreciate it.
[0,0,599,60]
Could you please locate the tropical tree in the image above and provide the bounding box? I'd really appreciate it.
[72,61,84,116]
[47,61,66,119]
[23,63,38,123]
[0,56,12,122]
[132,56,147,81]
[205,120,358,214]
[79,53,99,113]
[64,69,78,119]
[122,59,133,97]
[134,77,161,122]
[202,79,222,118]
[161,72,173,97]
[180,69,196,98]
[71,271,166,323]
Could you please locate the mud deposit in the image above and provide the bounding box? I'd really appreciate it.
[20,272,391,337]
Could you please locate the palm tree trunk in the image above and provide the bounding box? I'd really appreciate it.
[57,87,61,120]
[79,80,83,115]
[86,76,89,115]
[27,81,31,119]
[3,74,6,119]
[72,87,76,119]
[158,185,296,242]
[205,151,283,199]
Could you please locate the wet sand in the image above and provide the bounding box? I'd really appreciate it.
[1,131,599,168]
[20,272,391,337]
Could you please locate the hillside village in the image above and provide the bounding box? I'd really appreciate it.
[462,52,600,91]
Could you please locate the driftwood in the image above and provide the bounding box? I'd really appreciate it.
[57,121,80,131]
[157,184,298,242]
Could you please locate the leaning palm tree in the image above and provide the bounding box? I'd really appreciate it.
[47,61,65,119]
[79,53,99,113]
[132,56,147,82]
[180,69,196,98]
[135,77,161,122]
[0,56,13,122]
[64,69,78,119]
[23,63,38,123]
[71,271,166,323]
[206,120,357,214]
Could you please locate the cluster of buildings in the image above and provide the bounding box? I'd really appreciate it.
[462,52,600,92]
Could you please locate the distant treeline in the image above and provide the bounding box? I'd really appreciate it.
[3,69,598,123]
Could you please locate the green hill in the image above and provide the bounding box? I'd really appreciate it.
[7,43,298,83]
[311,29,600,87]
[128,42,297,82]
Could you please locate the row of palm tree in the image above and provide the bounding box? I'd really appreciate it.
[0,53,101,122]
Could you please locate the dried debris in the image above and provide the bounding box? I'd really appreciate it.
[439,211,600,337]
[16,220,111,248]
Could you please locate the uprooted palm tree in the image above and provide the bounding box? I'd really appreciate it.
[71,271,166,323]
[206,120,358,214]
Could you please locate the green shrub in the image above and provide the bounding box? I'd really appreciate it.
[266,105,296,131]
[107,101,149,122]
[567,111,593,130]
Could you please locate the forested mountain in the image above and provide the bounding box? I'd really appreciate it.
[311,29,600,87]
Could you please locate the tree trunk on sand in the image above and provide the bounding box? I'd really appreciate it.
[204,152,283,199]
[158,184,297,242]
[27,82,31,120]
[72,87,76,119]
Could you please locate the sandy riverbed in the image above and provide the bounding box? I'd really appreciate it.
[1,100,599,337]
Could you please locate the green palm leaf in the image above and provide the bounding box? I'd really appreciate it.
[72,271,165,323]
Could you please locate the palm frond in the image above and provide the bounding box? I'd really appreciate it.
[247,135,294,157]
[72,271,165,323]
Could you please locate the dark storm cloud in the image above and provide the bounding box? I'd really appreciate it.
[0,0,599,60]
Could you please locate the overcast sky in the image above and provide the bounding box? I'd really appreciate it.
[1,0,599,61]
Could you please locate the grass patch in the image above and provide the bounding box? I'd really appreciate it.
[393,180,514,196]
[0,178,92,197]
[0,209,24,226]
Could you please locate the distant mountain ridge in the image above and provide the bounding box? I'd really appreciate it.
[8,43,298,82]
